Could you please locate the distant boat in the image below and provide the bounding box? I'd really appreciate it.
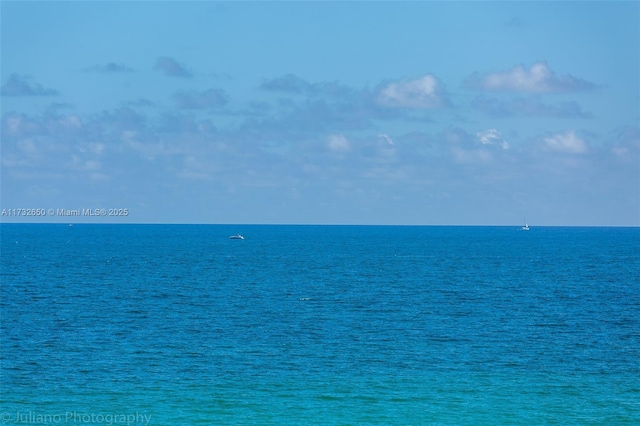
[522,220,530,231]
[229,234,245,240]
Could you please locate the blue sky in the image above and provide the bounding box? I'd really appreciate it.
[1,1,638,225]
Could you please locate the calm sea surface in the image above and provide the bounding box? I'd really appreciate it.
[1,224,639,425]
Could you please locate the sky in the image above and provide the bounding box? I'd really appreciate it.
[1,1,639,226]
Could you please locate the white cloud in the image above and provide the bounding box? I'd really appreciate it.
[3,112,42,136]
[544,130,587,153]
[378,133,395,146]
[59,115,82,129]
[90,143,105,156]
[376,75,448,109]
[452,146,491,164]
[610,126,639,162]
[71,155,101,172]
[327,134,350,152]
[476,129,509,149]
[5,114,23,135]
[465,62,595,93]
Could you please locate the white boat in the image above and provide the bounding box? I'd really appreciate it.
[229,234,245,240]
[521,220,530,231]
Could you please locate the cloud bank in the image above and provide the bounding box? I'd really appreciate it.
[260,74,353,98]
[1,74,58,97]
[154,57,193,78]
[376,75,449,109]
[86,63,135,73]
[465,62,596,93]
[472,95,593,119]
[544,130,588,153]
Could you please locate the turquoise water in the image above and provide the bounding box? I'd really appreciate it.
[1,224,639,424]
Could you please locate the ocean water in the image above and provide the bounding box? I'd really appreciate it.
[1,224,638,425]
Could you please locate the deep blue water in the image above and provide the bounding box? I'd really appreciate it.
[1,224,639,425]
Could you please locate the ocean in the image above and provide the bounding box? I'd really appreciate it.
[1,224,638,425]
